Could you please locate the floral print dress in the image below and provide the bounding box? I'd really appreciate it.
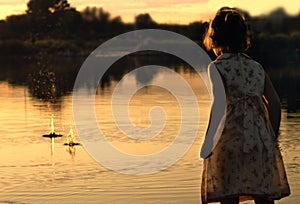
[201,53,290,203]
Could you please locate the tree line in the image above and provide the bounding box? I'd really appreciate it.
[0,0,299,66]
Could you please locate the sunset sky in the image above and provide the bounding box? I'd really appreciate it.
[0,0,299,24]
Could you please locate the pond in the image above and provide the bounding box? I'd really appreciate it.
[0,55,299,204]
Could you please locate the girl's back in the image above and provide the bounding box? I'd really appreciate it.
[214,53,264,97]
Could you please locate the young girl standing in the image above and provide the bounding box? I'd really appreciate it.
[200,7,290,204]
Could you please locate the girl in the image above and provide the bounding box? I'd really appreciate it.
[200,7,290,204]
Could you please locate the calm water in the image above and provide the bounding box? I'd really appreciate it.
[0,65,299,203]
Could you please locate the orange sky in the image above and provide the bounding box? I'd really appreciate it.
[0,0,299,24]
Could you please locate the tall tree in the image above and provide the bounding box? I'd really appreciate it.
[26,0,70,15]
[135,13,157,29]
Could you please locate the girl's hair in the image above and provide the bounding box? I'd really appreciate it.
[203,7,250,53]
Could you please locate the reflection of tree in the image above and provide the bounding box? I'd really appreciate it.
[135,67,159,85]
[28,69,57,100]
[98,51,193,90]
[23,56,83,101]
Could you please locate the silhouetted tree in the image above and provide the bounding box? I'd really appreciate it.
[81,7,110,23]
[187,21,207,41]
[80,7,128,38]
[0,4,298,68]
[52,0,70,12]
[50,8,82,39]
[2,14,31,39]
[269,7,288,18]
[135,13,157,29]
[26,0,73,39]
[81,7,111,37]
[27,0,70,15]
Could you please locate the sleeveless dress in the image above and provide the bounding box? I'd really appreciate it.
[201,53,290,203]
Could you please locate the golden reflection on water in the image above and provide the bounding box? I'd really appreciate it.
[66,145,76,159]
[97,86,181,155]
[95,70,210,156]
[0,65,299,204]
[51,137,55,160]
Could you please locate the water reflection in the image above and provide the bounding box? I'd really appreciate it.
[64,126,80,159]
[0,56,81,101]
[0,52,298,202]
[66,126,75,144]
[51,137,55,166]
[0,53,298,111]
[135,66,160,85]
[42,114,63,138]
[28,69,57,100]
[66,145,76,159]
[1,52,197,101]
[0,71,299,203]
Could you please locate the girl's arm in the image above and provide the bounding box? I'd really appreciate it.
[263,73,281,138]
[200,63,226,159]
